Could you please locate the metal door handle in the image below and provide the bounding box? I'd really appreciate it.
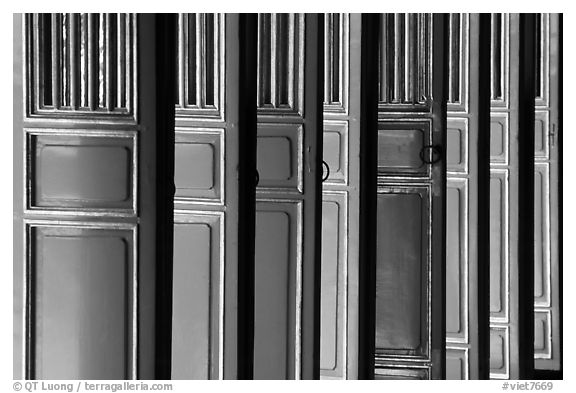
[322,161,330,182]
[419,145,443,165]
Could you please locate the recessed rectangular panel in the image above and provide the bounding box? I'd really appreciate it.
[254,201,300,379]
[377,125,428,176]
[257,124,303,193]
[447,118,468,173]
[174,129,223,204]
[534,165,550,306]
[172,216,221,379]
[490,114,508,164]
[30,224,135,379]
[446,184,465,337]
[29,131,136,213]
[490,171,508,321]
[323,121,348,185]
[490,327,509,378]
[534,111,549,158]
[374,367,429,380]
[320,193,346,378]
[534,310,551,358]
[375,190,427,357]
[446,348,468,380]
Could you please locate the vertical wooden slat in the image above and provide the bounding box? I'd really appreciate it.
[195,14,202,108]
[379,14,387,103]
[87,13,96,110]
[105,13,113,111]
[80,13,87,108]
[287,13,295,108]
[61,14,68,107]
[176,14,184,108]
[393,14,403,102]
[324,14,331,103]
[98,13,106,109]
[205,13,214,106]
[270,14,277,107]
[405,14,415,103]
[51,13,61,109]
[118,13,126,109]
[33,14,41,111]
[332,14,340,103]
[70,13,79,109]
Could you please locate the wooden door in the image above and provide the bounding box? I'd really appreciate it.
[445,13,491,380]
[373,13,446,380]
[533,13,561,373]
[253,13,323,380]
[489,13,538,380]
[170,13,256,380]
[319,13,362,380]
[14,13,173,379]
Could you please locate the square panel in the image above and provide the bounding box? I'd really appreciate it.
[490,113,509,165]
[534,110,550,159]
[174,127,224,205]
[26,129,137,216]
[323,121,348,185]
[446,118,469,174]
[446,347,469,380]
[257,123,303,194]
[534,310,552,359]
[377,121,432,178]
[489,326,510,379]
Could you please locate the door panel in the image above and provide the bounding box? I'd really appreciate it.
[374,13,446,379]
[30,223,135,379]
[375,189,429,357]
[171,213,223,379]
[445,14,490,379]
[533,13,560,373]
[254,13,322,380]
[17,13,166,379]
[171,13,252,379]
[489,13,520,379]
[254,201,301,379]
[320,13,361,380]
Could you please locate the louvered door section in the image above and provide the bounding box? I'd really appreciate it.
[171,13,253,379]
[16,14,166,379]
[533,13,560,373]
[320,13,361,380]
[254,13,323,380]
[445,14,486,380]
[374,13,446,380]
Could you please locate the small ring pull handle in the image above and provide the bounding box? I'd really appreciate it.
[322,161,330,182]
[419,145,443,165]
[255,169,260,186]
